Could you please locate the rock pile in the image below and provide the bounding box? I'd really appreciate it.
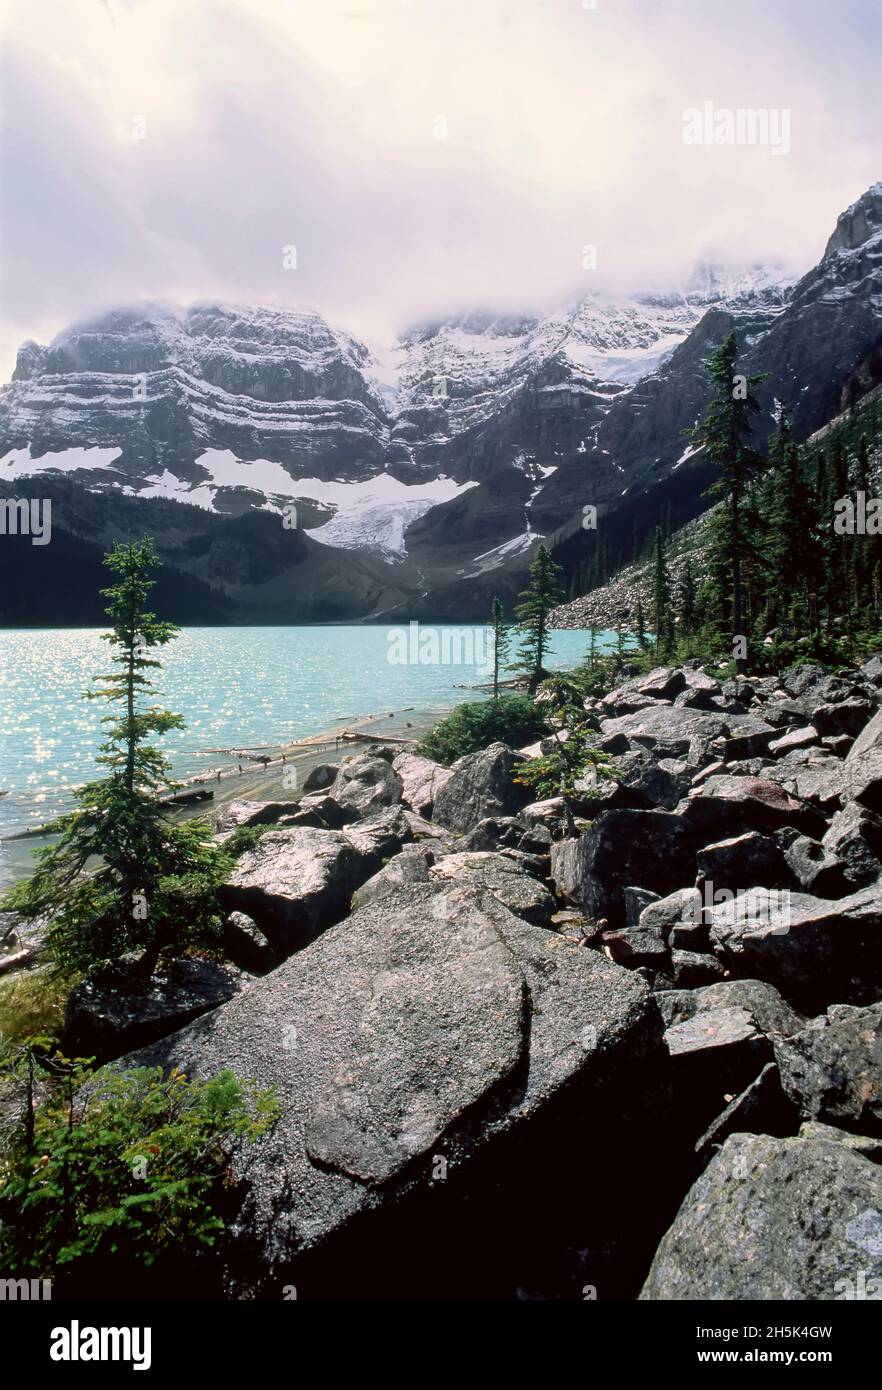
[34,661,882,1298]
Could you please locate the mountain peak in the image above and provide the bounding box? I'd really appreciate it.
[682,259,797,304]
[823,182,882,260]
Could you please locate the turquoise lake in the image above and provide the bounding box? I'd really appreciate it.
[0,624,607,884]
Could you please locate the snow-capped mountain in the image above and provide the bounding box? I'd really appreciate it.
[1,184,880,624]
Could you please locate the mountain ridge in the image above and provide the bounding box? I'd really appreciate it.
[2,184,881,624]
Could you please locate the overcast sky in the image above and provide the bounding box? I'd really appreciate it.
[0,0,879,379]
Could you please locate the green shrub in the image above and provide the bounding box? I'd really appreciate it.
[0,969,80,1048]
[513,726,613,803]
[223,821,276,859]
[0,1044,279,1297]
[418,695,548,766]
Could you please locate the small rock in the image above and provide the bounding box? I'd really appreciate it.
[696,831,788,893]
[223,911,279,974]
[670,950,727,987]
[768,725,819,757]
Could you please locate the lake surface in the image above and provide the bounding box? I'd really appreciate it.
[0,624,606,884]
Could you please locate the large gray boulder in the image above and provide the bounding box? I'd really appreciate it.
[330,754,403,818]
[637,666,687,700]
[774,1003,882,1134]
[709,884,882,1011]
[845,703,882,763]
[640,1132,882,1300]
[213,798,301,842]
[768,725,819,757]
[600,707,728,761]
[682,775,824,839]
[125,885,667,1296]
[601,666,685,712]
[431,742,532,833]
[782,833,848,896]
[764,754,847,812]
[286,792,351,830]
[392,752,453,817]
[614,747,691,810]
[669,950,726,987]
[799,1121,882,1163]
[218,826,373,953]
[663,1007,773,1124]
[350,845,433,909]
[399,809,456,858]
[550,834,590,905]
[64,959,243,1063]
[718,717,778,762]
[602,921,669,971]
[455,816,521,853]
[782,665,859,703]
[639,888,705,944]
[428,851,555,926]
[340,805,411,874]
[690,979,808,1038]
[656,978,808,1040]
[554,810,698,927]
[812,698,874,738]
[843,707,882,812]
[696,832,788,892]
[824,802,882,887]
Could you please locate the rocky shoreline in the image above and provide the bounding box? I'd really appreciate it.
[7,655,882,1299]
[0,705,446,888]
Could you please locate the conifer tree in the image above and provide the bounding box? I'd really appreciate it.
[4,538,227,977]
[762,406,815,632]
[678,556,697,638]
[490,596,510,701]
[635,597,647,650]
[514,545,564,690]
[651,527,674,657]
[690,331,765,671]
[587,625,598,671]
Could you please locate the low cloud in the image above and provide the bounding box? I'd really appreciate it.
[1,0,879,377]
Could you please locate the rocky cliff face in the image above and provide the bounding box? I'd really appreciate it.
[2,186,881,623]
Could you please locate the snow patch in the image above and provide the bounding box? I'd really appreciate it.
[0,445,123,478]
[462,532,536,577]
[132,449,477,561]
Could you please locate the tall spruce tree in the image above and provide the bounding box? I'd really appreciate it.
[514,544,564,690]
[635,597,647,650]
[690,330,765,672]
[490,596,510,700]
[651,527,674,657]
[762,405,815,632]
[678,556,697,638]
[4,538,227,977]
